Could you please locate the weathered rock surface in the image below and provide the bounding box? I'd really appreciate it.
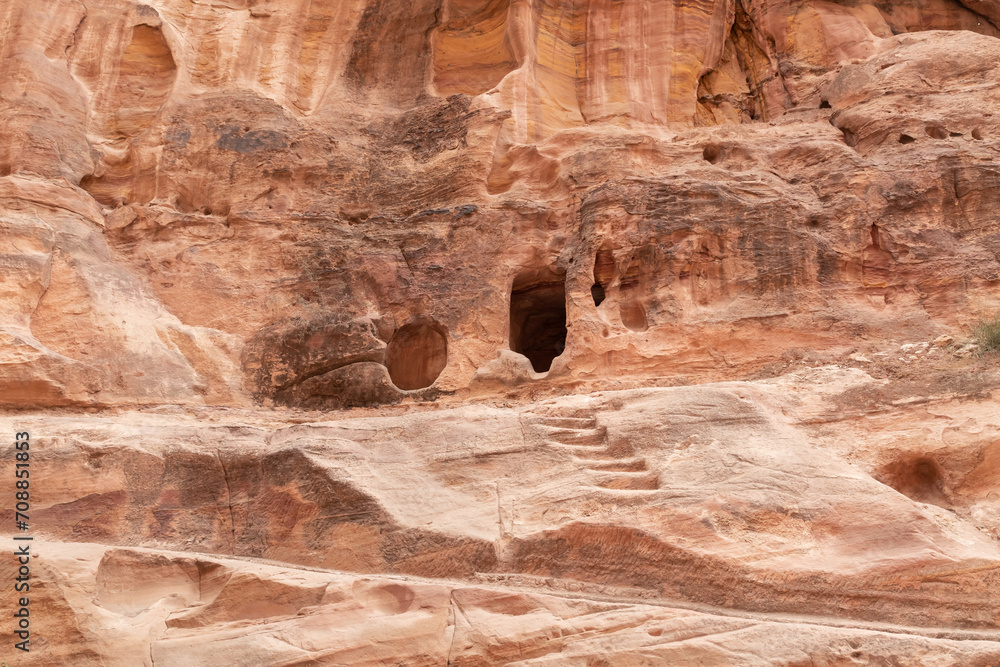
[6,541,1000,666]
[1,0,999,407]
[2,0,1000,663]
[4,366,1000,663]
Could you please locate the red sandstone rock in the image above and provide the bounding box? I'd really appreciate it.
[1,0,1000,663]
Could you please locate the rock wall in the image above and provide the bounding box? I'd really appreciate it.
[2,0,1000,408]
[2,0,1000,664]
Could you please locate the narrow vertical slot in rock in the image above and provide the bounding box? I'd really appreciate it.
[590,283,606,307]
[509,269,567,373]
[591,244,614,308]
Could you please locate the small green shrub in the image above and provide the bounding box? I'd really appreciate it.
[972,313,1000,354]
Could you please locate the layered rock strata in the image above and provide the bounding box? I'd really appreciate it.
[1,0,1000,663]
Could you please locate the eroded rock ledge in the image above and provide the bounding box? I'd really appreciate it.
[4,367,1000,662]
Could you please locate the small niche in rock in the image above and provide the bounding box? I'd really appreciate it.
[385,321,448,390]
[925,125,948,140]
[509,269,567,373]
[591,283,606,307]
[619,281,648,332]
[819,99,831,109]
[591,244,614,308]
[877,455,948,506]
[899,134,915,144]
[702,145,722,164]
[972,128,983,140]
[619,260,648,332]
[949,132,963,137]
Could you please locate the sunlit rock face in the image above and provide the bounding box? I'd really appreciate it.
[2,0,1000,664]
[2,0,1000,407]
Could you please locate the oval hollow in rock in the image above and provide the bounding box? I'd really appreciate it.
[619,283,648,332]
[619,259,648,332]
[385,322,448,390]
[360,583,416,616]
[877,455,947,506]
[925,125,948,140]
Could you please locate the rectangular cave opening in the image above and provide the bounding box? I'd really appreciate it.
[509,269,567,373]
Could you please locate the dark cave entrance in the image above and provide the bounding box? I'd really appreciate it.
[509,270,567,373]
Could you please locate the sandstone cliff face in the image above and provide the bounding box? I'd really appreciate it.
[2,0,999,408]
[1,0,1000,664]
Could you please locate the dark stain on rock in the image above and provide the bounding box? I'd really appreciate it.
[214,124,287,153]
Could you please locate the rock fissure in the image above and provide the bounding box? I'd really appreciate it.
[216,451,237,554]
[65,3,87,57]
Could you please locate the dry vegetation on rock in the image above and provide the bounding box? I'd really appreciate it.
[973,314,1000,355]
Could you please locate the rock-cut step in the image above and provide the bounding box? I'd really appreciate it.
[523,415,599,429]
[581,457,648,472]
[542,425,607,448]
[592,473,661,491]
